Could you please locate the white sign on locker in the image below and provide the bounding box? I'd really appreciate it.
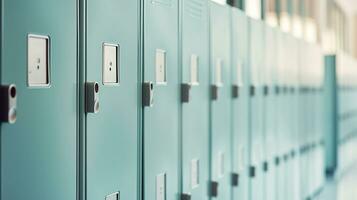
[156,49,167,85]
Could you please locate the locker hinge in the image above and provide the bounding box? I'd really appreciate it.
[0,84,17,124]
[232,85,239,98]
[180,193,191,200]
[181,83,191,103]
[209,181,219,197]
[211,85,218,100]
[142,82,154,107]
[249,166,256,178]
[85,82,100,113]
[231,173,239,187]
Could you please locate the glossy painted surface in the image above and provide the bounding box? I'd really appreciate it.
[180,0,210,199]
[84,0,140,199]
[143,0,180,199]
[209,2,232,200]
[1,0,77,199]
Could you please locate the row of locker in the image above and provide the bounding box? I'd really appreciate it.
[325,52,357,177]
[0,1,325,200]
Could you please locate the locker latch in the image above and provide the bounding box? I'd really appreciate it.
[180,193,191,200]
[275,157,280,166]
[263,85,269,96]
[232,85,239,99]
[283,154,289,162]
[263,161,269,172]
[85,82,100,113]
[291,150,296,159]
[249,85,255,96]
[249,166,256,178]
[209,181,219,197]
[181,83,191,103]
[0,84,17,124]
[142,82,154,107]
[211,85,218,100]
[231,173,239,187]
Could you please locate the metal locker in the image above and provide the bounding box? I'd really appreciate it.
[248,18,265,200]
[209,2,232,200]
[0,1,77,199]
[263,25,278,200]
[142,0,179,199]
[180,0,210,199]
[79,0,140,200]
[231,8,250,200]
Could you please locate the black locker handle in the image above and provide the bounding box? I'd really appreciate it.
[181,83,191,103]
[0,84,17,124]
[209,181,219,197]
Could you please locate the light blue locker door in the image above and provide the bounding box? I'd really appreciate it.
[143,0,179,199]
[180,0,210,199]
[264,25,278,200]
[276,30,286,200]
[248,18,265,200]
[284,35,294,200]
[231,8,250,200]
[82,0,140,199]
[0,1,77,200]
[209,2,232,200]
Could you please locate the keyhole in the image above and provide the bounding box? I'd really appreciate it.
[109,61,113,71]
[37,65,40,70]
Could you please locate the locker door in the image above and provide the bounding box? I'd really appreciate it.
[143,0,179,199]
[264,25,278,200]
[209,2,232,200]
[248,18,265,200]
[180,0,210,199]
[82,0,140,200]
[276,30,286,200]
[0,1,77,200]
[231,8,250,200]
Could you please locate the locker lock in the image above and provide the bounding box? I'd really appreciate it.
[211,85,219,100]
[249,166,256,178]
[180,193,191,200]
[142,82,154,107]
[232,85,239,99]
[85,82,100,113]
[231,173,239,187]
[209,181,219,197]
[0,84,17,124]
[181,83,191,103]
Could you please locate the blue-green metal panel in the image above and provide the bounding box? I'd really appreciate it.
[248,18,265,200]
[231,8,250,200]
[84,0,140,199]
[143,0,179,199]
[1,1,77,199]
[263,25,278,200]
[209,2,232,200]
[180,0,210,199]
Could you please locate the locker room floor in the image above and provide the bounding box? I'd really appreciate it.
[315,163,357,200]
